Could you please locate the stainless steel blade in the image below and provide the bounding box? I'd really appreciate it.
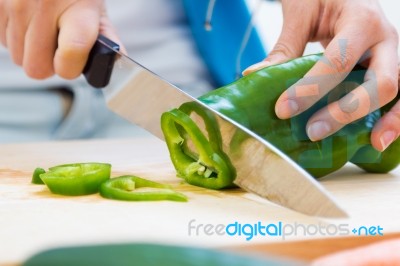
[100,39,347,218]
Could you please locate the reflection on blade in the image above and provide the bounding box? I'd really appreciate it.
[100,40,347,218]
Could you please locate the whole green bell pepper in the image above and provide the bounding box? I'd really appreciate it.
[161,54,400,189]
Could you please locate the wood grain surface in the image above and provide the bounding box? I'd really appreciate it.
[0,137,399,265]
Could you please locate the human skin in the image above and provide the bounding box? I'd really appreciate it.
[244,0,400,152]
[311,238,400,266]
[0,0,121,80]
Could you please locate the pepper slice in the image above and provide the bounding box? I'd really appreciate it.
[31,167,46,185]
[161,107,235,190]
[99,175,187,202]
[40,163,111,196]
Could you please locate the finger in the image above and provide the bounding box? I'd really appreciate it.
[319,39,330,49]
[0,0,8,46]
[5,0,33,65]
[371,98,400,151]
[54,1,102,79]
[23,5,58,79]
[275,27,375,120]
[311,239,400,266]
[243,2,313,75]
[306,41,398,141]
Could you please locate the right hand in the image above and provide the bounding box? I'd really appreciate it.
[0,0,121,79]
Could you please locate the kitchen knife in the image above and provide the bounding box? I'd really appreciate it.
[83,35,347,218]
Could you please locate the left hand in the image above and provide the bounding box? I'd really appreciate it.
[244,0,399,151]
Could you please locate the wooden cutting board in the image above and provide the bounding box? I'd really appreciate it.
[0,137,399,265]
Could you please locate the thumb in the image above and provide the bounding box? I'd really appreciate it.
[243,9,310,75]
[98,8,127,54]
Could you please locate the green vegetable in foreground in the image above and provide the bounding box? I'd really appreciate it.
[161,54,400,189]
[22,243,288,266]
[100,175,187,202]
[39,163,111,196]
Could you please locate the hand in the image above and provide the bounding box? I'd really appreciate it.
[311,238,400,265]
[244,0,399,151]
[0,0,121,79]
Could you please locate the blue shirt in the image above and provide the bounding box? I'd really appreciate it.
[183,0,267,86]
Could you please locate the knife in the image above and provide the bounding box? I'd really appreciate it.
[83,35,347,218]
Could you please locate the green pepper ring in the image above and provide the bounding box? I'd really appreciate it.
[99,175,187,202]
[39,163,111,196]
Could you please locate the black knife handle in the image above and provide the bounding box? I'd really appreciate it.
[83,35,119,89]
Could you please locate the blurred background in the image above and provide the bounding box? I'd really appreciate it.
[249,0,400,55]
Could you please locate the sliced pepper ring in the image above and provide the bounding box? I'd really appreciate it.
[39,163,111,196]
[161,108,235,189]
[99,175,187,202]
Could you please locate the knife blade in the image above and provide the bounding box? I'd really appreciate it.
[83,35,347,218]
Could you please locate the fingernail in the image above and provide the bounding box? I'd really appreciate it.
[242,61,271,75]
[307,121,332,141]
[275,100,299,118]
[379,130,397,151]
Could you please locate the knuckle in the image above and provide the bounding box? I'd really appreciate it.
[387,25,399,41]
[329,92,370,125]
[337,101,357,121]
[379,74,398,102]
[54,60,82,80]
[328,104,354,125]
[391,109,400,123]
[55,47,87,79]
[338,111,355,124]
[9,0,26,14]
[65,40,90,51]
[361,7,382,28]
[59,40,91,58]
[40,0,54,6]
[326,51,354,72]
[392,100,400,113]
[270,42,296,59]
[383,108,400,129]
[39,0,62,12]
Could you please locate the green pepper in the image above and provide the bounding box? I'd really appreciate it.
[40,163,111,196]
[31,167,46,185]
[23,243,289,266]
[99,175,187,202]
[161,54,400,187]
[161,105,235,190]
